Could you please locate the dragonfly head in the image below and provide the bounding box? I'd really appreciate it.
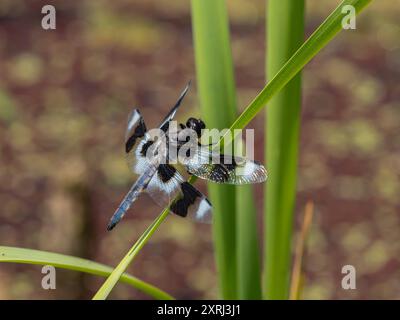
[186,118,205,138]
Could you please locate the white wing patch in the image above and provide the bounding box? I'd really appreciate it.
[145,164,212,223]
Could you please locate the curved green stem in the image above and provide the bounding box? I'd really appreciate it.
[0,246,174,300]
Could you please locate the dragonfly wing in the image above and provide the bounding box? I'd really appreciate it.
[124,109,155,177]
[125,109,147,153]
[146,164,212,223]
[183,146,268,185]
[159,81,191,132]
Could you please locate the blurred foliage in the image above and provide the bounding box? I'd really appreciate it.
[0,0,399,299]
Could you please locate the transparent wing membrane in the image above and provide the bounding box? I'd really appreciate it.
[183,146,268,185]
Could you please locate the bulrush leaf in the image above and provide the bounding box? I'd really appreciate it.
[0,246,173,300]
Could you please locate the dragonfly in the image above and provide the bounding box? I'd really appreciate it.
[107,82,268,231]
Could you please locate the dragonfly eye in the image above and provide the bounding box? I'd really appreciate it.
[186,118,205,138]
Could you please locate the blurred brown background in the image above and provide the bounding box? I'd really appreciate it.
[0,0,399,299]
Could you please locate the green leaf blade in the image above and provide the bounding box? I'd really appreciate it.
[264,0,305,300]
[0,246,174,300]
[191,0,239,299]
[236,185,262,299]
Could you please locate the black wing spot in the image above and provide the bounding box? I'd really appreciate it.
[210,164,230,182]
[157,164,176,183]
[125,119,147,153]
[160,121,170,133]
[220,155,237,171]
[170,182,201,217]
[140,140,154,157]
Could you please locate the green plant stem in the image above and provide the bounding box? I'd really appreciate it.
[191,0,238,299]
[264,0,305,300]
[0,246,173,300]
[92,0,373,300]
[236,185,262,299]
